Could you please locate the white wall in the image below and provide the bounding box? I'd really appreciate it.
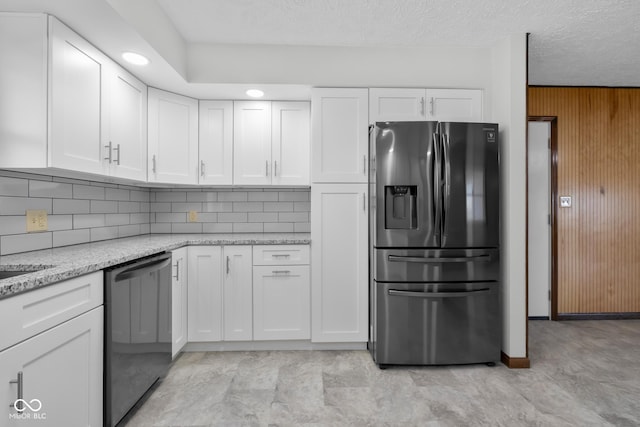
[492,34,528,359]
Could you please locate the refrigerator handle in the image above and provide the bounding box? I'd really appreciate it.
[432,133,441,237]
[442,133,451,237]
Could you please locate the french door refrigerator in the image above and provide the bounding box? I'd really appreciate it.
[369,121,500,367]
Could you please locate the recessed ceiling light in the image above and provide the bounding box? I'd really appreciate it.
[122,52,150,66]
[246,89,264,98]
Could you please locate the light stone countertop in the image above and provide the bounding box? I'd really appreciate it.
[0,233,310,300]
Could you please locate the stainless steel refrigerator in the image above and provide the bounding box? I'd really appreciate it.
[369,121,500,367]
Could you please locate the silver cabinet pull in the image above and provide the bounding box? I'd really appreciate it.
[200,160,206,178]
[429,97,434,115]
[9,371,23,410]
[272,270,291,274]
[420,97,425,116]
[266,160,269,177]
[226,256,230,275]
[272,254,290,258]
[104,141,112,163]
[172,261,179,280]
[152,155,157,174]
[363,155,367,174]
[113,143,121,165]
[274,160,278,177]
[363,192,366,211]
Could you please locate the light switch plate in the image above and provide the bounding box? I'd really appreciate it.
[26,210,48,232]
[560,196,572,208]
[188,210,198,222]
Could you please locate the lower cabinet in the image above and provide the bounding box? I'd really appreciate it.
[186,244,310,344]
[171,247,188,358]
[0,307,103,426]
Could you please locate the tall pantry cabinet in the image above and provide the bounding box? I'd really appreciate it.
[310,88,369,343]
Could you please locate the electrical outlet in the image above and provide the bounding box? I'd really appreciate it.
[26,210,48,232]
[188,210,198,222]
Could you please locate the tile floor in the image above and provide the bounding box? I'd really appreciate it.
[124,319,640,426]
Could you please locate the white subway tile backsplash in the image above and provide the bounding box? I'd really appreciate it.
[279,191,309,202]
[73,214,106,229]
[156,213,186,223]
[187,192,217,202]
[105,188,130,201]
[218,212,247,223]
[53,199,89,214]
[203,202,233,212]
[232,202,263,212]
[172,223,203,233]
[130,190,150,202]
[294,202,311,212]
[53,229,90,247]
[203,223,232,233]
[119,224,141,237]
[247,191,279,202]
[150,202,171,212]
[73,184,105,200]
[197,213,218,222]
[294,222,311,233]
[0,196,52,215]
[47,215,74,232]
[248,212,278,223]
[155,192,187,202]
[140,224,150,234]
[150,223,172,233]
[264,202,294,212]
[1,232,52,255]
[130,213,150,225]
[233,223,263,233]
[106,213,130,226]
[118,201,141,213]
[0,216,25,235]
[30,181,72,199]
[90,226,119,242]
[172,202,202,213]
[279,212,309,222]
[218,192,247,202]
[0,176,28,197]
[91,200,119,214]
[264,223,294,233]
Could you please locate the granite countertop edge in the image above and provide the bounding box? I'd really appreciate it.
[0,233,311,300]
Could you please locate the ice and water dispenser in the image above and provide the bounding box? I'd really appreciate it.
[384,185,417,229]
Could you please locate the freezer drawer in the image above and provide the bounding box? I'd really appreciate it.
[375,248,499,282]
[373,281,500,365]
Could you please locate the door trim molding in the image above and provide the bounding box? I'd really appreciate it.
[501,351,531,369]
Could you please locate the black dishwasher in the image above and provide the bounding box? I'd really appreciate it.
[104,252,172,427]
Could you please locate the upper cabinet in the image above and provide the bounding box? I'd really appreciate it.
[233,101,310,186]
[311,88,369,183]
[104,64,148,181]
[148,88,199,184]
[369,88,483,123]
[199,100,233,185]
[0,14,147,180]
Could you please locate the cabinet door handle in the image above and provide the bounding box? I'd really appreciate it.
[272,254,290,259]
[113,143,121,165]
[152,155,157,174]
[173,261,179,280]
[200,160,206,178]
[363,192,366,211]
[429,97,434,115]
[226,256,230,275]
[420,97,425,116]
[104,141,112,163]
[272,270,291,275]
[9,371,23,410]
[363,155,367,174]
[274,160,278,177]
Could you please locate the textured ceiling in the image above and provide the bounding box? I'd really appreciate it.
[156,0,640,86]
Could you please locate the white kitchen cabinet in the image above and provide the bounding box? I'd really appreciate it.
[104,64,148,181]
[223,246,253,341]
[187,246,223,342]
[311,88,369,183]
[369,88,483,123]
[171,247,188,358]
[271,102,310,186]
[199,100,233,185]
[1,307,103,427]
[369,88,428,122]
[234,101,272,185]
[253,245,310,340]
[148,88,199,184]
[49,16,108,175]
[425,88,483,122]
[311,184,369,342]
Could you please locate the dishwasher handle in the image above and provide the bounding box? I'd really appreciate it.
[114,254,172,282]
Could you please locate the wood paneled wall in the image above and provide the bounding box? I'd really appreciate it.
[529,87,640,314]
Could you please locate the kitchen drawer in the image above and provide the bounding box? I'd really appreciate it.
[0,271,103,351]
[252,245,310,266]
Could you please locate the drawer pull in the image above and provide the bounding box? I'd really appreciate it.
[272,270,291,275]
[9,371,23,410]
[272,254,291,258]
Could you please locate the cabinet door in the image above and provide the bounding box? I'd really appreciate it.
[1,307,103,427]
[234,101,272,185]
[148,88,199,184]
[253,265,310,340]
[425,88,483,122]
[311,184,368,342]
[49,17,107,175]
[369,88,427,122]
[105,64,148,181]
[187,246,223,342]
[199,100,233,185]
[311,88,369,183]
[223,246,253,341]
[171,247,188,358]
[272,101,310,186]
